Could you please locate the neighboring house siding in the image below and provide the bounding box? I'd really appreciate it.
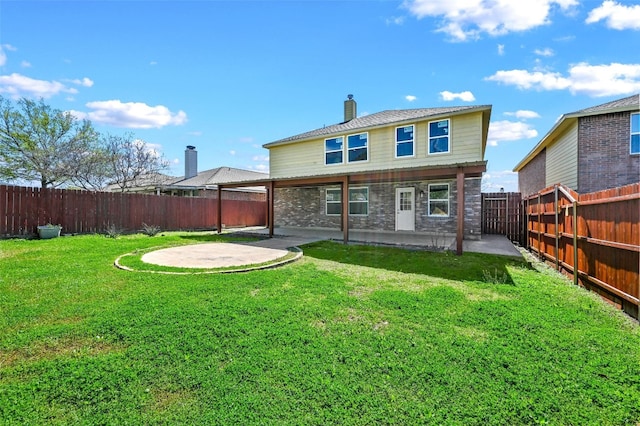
[273,178,482,238]
[546,122,578,190]
[577,112,640,193]
[518,149,546,196]
[269,112,484,179]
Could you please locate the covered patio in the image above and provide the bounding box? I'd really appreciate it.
[216,162,486,255]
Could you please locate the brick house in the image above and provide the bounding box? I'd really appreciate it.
[514,94,640,196]
[222,96,491,253]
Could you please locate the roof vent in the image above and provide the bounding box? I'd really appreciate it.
[344,94,357,122]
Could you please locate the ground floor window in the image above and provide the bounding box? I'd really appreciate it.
[326,187,369,216]
[326,188,341,215]
[349,187,369,216]
[428,183,449,216]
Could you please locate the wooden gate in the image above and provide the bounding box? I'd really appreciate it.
[481,192,524,245]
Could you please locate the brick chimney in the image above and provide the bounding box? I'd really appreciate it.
[344,94,357,122]
[185,145,197,179]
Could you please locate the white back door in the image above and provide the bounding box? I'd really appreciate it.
[396,187,415,231]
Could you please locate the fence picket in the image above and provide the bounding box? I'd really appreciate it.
[524,183,639,319]
[0,185,266,237]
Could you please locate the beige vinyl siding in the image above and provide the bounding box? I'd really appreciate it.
[269,111,485,179]
[545,122,578,188]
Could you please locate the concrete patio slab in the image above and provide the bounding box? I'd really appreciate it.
[134,227,522,271]
[141,243,291,269]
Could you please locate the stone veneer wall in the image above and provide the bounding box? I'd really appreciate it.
[518,148,546,197]
[578,112,640,193]
[274,178,482,239]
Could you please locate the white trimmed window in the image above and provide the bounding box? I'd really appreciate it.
[349,187,369,216]
[326,187,369,216]
[396,125,415,158]
[326,188,342,215]
[428,119,450,154]
[428,183,449,217]
[632,113,639,154]
[325,136,344,165]
[347,133,368,162]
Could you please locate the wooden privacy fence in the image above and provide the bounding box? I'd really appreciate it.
[481,192,524,245]
[0,185,267,237]
[524,183,639,319]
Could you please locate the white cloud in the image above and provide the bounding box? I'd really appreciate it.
[386,16,405,25]
[440,90,475,102]
[534,47,554,56]
[586,0,640,30]
[497,44,505,55]
[136,140,164,159]
[405,95,417,102]
[486,62,640,97]
[67,77,94,87]
[504,110,541,119]
[70,100,188,129]
[252,155,269,162]
[404,0,578,41]
[229,150,236,155]
[0,44,17,67]
[482,170,519,192]
[487,120,538,146]
[0,73,77,99]
[252,164,269,172]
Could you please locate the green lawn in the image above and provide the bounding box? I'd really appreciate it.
[1,233,639,425]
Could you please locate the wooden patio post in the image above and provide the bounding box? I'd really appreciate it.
[268,181,275,238]
[341,176,349,244]
[217,185,223,234]
[456,168,465,255]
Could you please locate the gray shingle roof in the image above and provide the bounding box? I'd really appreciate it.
[569,93,639,116]
[171,167,268,188]
[264,105,491,147]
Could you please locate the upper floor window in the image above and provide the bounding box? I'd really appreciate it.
[632,113,639,155]
[428,183,449,217]
[396,125,415,158]
[347,133,368,162]
[325,136,344,165]
[428,119,450,154]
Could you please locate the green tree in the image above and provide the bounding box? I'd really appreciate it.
[0,96,99,188]
[103,133,170,192]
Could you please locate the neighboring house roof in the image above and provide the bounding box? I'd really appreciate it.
[264,105,492,148]
[105,172,181,192]
[163,167,269,191]
[106,168,268,192]
[513,94,640,172]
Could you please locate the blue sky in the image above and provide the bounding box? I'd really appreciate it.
[1,0,639,192]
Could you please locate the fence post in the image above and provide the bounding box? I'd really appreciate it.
[554,185,560,271]
[573,200,578,287]
[523,198,528,249]
[537,193,542,259]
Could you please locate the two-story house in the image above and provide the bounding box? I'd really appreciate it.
[226,96,491,254]
[514,94,640,196]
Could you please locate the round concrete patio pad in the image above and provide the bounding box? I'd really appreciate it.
[141,243,291,269]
